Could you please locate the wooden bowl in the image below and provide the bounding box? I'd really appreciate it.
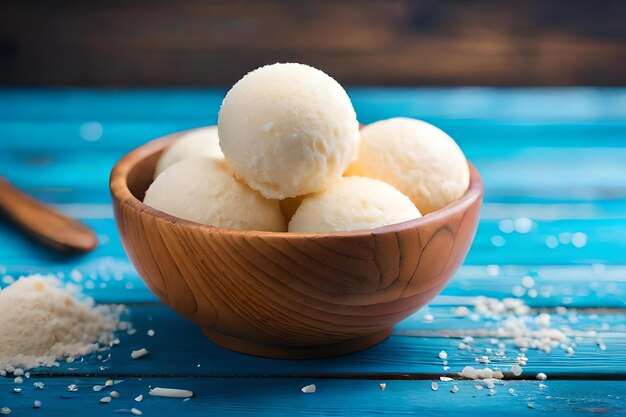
[110,131,483,359]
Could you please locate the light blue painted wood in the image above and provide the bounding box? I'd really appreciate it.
[16,305,625,378]
[2,88,626,121]
[3,120,626,152]
[3,216,626,267]
[1,219,625,306]
[3,143,626,204]
[1,89,625,416]
[1,377,624,417]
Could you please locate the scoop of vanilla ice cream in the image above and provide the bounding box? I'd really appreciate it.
[154,126,223,178]
[288,176,421,233]
[346,118,469,214]
[218,63,360,199]
[144,158,285,231]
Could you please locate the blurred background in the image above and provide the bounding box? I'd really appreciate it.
[2,0,626,87]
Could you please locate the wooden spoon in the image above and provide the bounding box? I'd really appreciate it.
[0,178,98,253]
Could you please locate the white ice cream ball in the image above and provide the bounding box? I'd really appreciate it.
[288,176,421,233]
[345,118,470,214]
[144,158,285,232]
[154,126,223,178]
[218,62,360,199]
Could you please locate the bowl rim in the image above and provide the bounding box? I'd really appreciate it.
[110,129,483,239]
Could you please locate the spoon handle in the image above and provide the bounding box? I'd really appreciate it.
[0,178,98,253]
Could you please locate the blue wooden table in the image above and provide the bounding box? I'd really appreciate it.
[1,88,626,416]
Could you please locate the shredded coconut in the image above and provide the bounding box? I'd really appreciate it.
[149,387,194,398]
[300,384,316,394]
[130,348,149,359]
[460,366,504,380]
[0,275,125,371]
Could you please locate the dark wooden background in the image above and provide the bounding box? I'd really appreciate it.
[1,0,626,86]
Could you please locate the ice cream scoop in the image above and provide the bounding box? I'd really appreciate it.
[154,126,223,178]
[218,63,360,199]
[288,176,421,233]
[346,118,470,214]
[144,158,285,232]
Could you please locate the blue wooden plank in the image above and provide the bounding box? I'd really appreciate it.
[1,377,624,417]
[3,216,626,267]
[11,304,623,378]
[1,219,625,306]
[2,260,625,308]
[2,88,626,122]
[3,120,626,154]
[3,144,626,204]
[2,89,626,416]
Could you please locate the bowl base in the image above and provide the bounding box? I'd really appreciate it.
[201,328,393,359]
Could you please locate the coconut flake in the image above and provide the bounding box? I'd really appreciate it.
[301,384,316,394]
[149,387,195,398]
[130,348,149,359]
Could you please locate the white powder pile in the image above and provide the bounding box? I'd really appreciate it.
[0,274,124,371]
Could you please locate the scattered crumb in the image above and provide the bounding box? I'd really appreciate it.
[301,384,316,394]
[460,366,503,380]
[453,306,470,317]
[149,387,194,398]
[131,348,149,359]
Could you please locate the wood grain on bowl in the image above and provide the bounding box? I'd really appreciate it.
[110,132,483,359]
